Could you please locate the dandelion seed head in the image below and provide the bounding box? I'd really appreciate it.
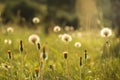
[100,27,112,37]
[32,17,40,24]
[28,34,40,44]
[1,63,11,71]
[61,34,72,42]
[4,39,12,45]
[7,27,14,33]
[74,42,81,48]
[53,25,61,32]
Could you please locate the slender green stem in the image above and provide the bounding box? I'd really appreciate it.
[65,59,69,80]
[79,66,82,80]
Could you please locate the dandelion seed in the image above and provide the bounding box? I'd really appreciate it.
[28,34,40,44]
[74,42,81,48]
[32,17,40,24]
[61,34,72,43]
[7,27,14,33]
[53,25,61,32]
[4,39,12,45]
[100,27,112,37]
[63,51,68,59]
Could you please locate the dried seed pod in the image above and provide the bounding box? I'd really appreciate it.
[34,67,39,77]
[20,40,23,52]
[63,52,68,59]
[37,43,41,50]
[49,64,54,71]
[80,57,82,66]
[8,50,12,59]
[84,50,87,60]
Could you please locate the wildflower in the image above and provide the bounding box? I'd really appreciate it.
[63,51,68,59]
[7,50,12,59]
[32,17,40,24]
[74,42,81,48]
[61,34,72,43]
[28,34,40,44]
[53,25,61,32]
[7,27,14,33]
[4,39,12,45]
[100,27,112,37]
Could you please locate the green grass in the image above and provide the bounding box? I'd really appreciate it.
[0,24,120,80]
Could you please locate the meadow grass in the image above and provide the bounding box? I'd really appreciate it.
[0,24,120,80]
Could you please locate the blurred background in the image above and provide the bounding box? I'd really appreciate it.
[0,0,120,36]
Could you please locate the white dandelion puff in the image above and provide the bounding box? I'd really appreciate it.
[1,63,11,71]
[53,25,61,32]
[28,34,40,44]
[32,17,40,24]
[61,34,72,42]
[7,27,14,33]
[64,26,70,32]
[4,39,12,45]
[100,27,112,37]
[74,42,81,48]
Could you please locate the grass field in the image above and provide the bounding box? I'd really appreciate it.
[0,24,120,80]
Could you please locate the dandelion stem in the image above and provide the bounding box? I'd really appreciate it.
[65,59,69,80]
[40,61,44,80]
[80,66,82,80]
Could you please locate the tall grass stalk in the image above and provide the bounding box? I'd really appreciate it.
[63,52,69,80]
[40,61,44,80]
[79,57,82,80]
[36,43,41,80]
[7,50,12,80]
[19,40,24,80]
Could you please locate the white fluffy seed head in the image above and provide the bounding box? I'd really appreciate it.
[7,27,14,33]
[100,27,112,37]
[4,39,12,45]
[32,17,40,24]
[53,25,61,32]
[74,42,81,48]
[61,34,72,43]
[28,34,40,44]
